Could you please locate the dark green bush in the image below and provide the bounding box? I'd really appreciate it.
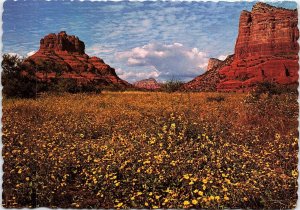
[252,82,297,98]
[53,78,101,94]
[206,96,225,102]
[81,81,102,93]
[2,54,37,98]
[55,78,81,93]
[245,81,298,104]
[161,79,184,93]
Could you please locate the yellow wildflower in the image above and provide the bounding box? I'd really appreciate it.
[183,174,190,179]
[183,200,190,206]
[171,123,176,129]
[115,202,123,208]
[202,178,208,184]
[292,170,298,177]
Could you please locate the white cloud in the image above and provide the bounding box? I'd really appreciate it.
[7,52,22,58]
[218,55,227,61]
[116,67,160,82]
[26,51,36,57]
[85,44,114,56]
[116,42,209,81]
[128,58,145,65]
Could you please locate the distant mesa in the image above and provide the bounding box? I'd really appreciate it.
[183,2,299,91]
[24,31,131,89]
[133,78,162,90]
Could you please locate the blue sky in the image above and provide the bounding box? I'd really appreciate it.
[3,0,297,82]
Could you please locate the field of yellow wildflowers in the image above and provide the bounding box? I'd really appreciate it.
[2,91,298,208]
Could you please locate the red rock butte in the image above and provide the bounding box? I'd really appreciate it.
[184,2,299,92]
[24,31,131,88]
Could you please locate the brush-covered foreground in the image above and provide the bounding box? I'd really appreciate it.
[2,91,298,208]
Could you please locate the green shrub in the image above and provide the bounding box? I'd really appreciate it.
[251,82,297,99]
[81,81,102,93]
[245,82,298,104]
[55,78,81,93]
[206,96,225,102]
[161,79,184,93]
[53,78,101,94]
[2,54,37,98]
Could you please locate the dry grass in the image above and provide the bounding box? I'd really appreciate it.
[2,91,298,208]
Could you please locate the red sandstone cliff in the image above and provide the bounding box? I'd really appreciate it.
[184,2,298,92]
[24,31,131,88]
[217,2,299,91]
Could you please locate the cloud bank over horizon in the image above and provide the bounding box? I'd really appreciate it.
[116,42,209,82]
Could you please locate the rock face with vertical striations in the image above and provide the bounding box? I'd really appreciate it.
[217,2,299,91]
[24,31,131,88]
[183,2,298,92]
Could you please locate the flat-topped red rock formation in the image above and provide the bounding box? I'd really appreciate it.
[183,2,298,92]
[24,31,131,88]
[39,31,85,54]
[133,78,161,90]
[217,2,299,91]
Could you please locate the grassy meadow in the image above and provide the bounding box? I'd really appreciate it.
[2,91,298,208]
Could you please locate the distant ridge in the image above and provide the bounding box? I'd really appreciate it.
[133,78,161,90]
